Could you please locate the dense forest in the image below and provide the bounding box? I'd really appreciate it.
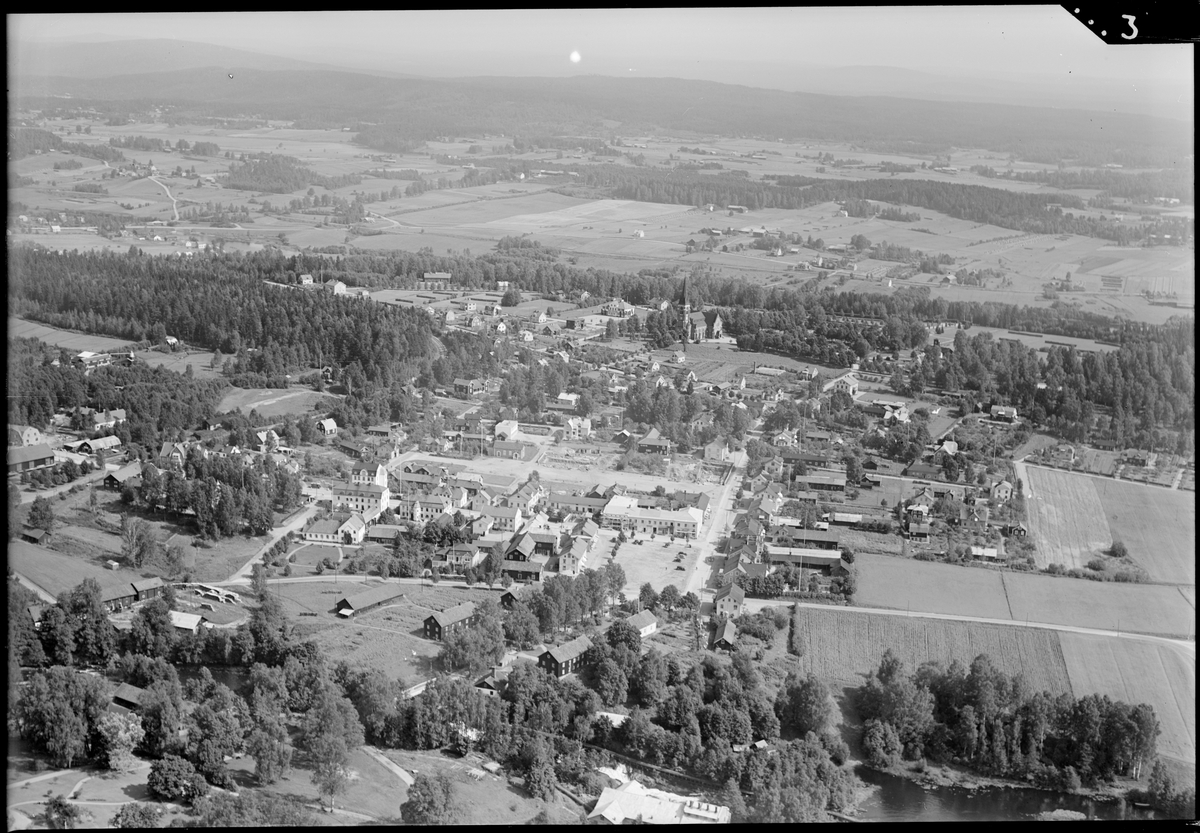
[222,153,363,193]
[9,127,126,163]
[7,248,437,390]
[550,166,1192,246]
[969,163,1195,204]
[6,337,227,445]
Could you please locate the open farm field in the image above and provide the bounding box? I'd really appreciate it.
[135,349,225,380]
[57,524,122,554]
[792,606,1073,694]
[1024,467,1111,570]
[8,317,138,352]
[1092,480,1195,585]
[8,540,137,598]
[394,190,584,227]
[217,386,335,418]
[1003,572,1194,637]
[854,553,1014,620]
[1059,632,1196,764]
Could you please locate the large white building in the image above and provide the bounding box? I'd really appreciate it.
[602,496,703,538]
[332,482,390,522]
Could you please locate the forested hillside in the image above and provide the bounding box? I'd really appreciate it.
[7,249,436,389]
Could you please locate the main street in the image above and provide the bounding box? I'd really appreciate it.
[682,450,744,600]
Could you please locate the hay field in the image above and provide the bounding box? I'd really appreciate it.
[8,317,137,352]
[1003,572,1194,637]
[792,606,1072,694]
[217,386,334,418]
[1092,479,1196,585]
[1024,467,1112,569]
[8,540,133,597]
[395,191,584,227]
[1059,632,1196,763]
[854,554,1014,620]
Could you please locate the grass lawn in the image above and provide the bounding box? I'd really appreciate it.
[379,747,584,825]
[225,745,403,822]
[271,581,503,682]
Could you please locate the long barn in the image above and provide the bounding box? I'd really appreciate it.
[334,584,405,618]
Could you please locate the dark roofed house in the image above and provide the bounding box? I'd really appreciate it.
[7,443,55,475]
[104,461,143,490]
[131,577,165,602]
[100,583,137,613]
[501,581,543,609]
[335,584,406,618]
[423,602,479,640]
[905,462,943,480]
[539,635,593,678]
[714,620,738,650]
[20,527,50,545]
[112,683,147,712]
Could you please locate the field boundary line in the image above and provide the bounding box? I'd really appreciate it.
[998,571,1016,620]
[1152,644,1196,761]
[1178,586,1196,611]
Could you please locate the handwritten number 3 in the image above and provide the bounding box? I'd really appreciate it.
[1121,14,1138,39]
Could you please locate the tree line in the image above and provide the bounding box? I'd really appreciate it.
[857,649,1165,792]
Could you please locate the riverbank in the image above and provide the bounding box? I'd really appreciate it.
[869,758,1134,805]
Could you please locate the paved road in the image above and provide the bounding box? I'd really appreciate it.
[682,450,745,601]
[225,503,322,583]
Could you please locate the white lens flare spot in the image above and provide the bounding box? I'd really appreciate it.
[569,50,582,64]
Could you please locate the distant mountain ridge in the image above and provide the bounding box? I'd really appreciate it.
[12,63,1190,166]
[11,37,417,82]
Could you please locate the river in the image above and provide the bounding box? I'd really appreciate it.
[854,767,1159,822]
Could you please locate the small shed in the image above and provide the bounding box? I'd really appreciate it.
[714,619,738,650]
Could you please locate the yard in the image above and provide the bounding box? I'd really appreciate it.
[271,581,502,682]
[379,747,583,825]
[1092,479,1196,585]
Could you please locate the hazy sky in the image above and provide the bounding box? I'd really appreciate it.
[12,7,1191,85]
